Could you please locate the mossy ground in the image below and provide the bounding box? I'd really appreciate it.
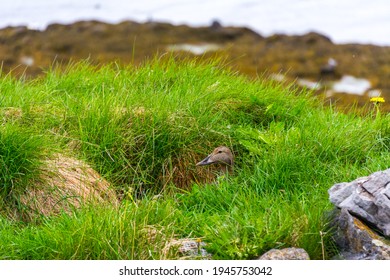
[1,58,390,259]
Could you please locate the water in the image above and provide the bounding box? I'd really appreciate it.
[332,75,372,96]
[1,0,390,46]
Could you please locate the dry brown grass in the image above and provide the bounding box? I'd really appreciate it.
[18,153,118,220]
[159,151,219,191]
[1,107,23,123]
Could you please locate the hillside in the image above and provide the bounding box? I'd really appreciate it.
[1,59,390,259]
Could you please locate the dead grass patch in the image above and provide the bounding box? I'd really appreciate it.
[0,107,23,123]
[160,152,217,190]
[17,153,118,220]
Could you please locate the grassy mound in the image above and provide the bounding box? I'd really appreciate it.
[0,58,389,259]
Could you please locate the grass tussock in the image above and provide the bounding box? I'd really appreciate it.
[17,153,118,221]
[1,58,390,259]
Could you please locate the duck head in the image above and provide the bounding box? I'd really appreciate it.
[196,146,233,168]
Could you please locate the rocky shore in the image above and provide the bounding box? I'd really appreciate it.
[1,20,390,110]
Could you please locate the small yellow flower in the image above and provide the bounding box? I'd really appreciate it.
[370,97,385,103]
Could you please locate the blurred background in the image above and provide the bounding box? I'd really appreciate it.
[2,0,390,45]
[1,0,390,110]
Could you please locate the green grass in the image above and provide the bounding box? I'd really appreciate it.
[0,124,48,205]
[1,58,390,259]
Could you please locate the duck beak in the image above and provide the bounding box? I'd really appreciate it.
[196,154,213,166]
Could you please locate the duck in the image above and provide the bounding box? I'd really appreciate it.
[196,146,233,173]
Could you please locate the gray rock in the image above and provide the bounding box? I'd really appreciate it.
[328,169,390,237]
[330,208,390,260]
[164,238,212,260]
[257,247,310,260]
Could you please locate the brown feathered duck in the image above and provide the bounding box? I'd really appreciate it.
[196,146,233,174]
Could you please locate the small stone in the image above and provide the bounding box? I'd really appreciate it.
[164,238,212,260]
[257,247,310,260]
